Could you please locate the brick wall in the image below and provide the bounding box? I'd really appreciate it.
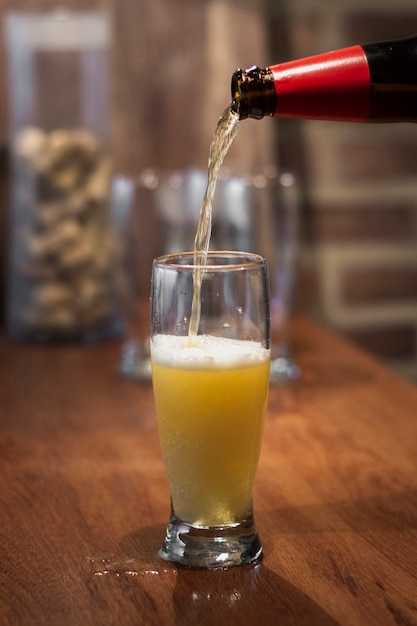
[267,0,417,382]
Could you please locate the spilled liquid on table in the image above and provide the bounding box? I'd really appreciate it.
[87,555,175,578]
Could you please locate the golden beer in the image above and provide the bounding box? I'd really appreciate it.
[151,334,270,528]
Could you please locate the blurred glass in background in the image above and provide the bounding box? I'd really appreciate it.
[118,167,300,383]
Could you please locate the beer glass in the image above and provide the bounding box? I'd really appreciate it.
[151,251,270,569]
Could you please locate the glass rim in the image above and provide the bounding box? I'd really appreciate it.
[153,250,267,271]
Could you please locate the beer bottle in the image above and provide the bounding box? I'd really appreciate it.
[231,34,417,122]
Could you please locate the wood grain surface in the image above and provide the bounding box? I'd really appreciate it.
[0,316,417,625]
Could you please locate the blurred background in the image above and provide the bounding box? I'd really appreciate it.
[0,0,416,382]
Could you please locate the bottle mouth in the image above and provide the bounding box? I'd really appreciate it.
[231,66,276,120]
[231,69,248,119]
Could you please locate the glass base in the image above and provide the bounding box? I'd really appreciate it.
[159,513,262,569]
[270,342,300,384]
[270,355,300,384]
[119,339,152,382]
[7,314,124,344]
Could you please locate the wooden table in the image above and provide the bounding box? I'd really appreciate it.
[1,316,416,625]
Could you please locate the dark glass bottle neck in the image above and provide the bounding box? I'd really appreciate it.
[363,34,417,121]
[231,34,417,122]
[231,66,277,120]
[363,34,417,84]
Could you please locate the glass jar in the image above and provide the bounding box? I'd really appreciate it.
[5,10,123,341]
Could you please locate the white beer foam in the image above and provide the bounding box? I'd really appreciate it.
[151,334,270,369]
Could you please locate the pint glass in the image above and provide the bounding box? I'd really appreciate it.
[151,251,270,568]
